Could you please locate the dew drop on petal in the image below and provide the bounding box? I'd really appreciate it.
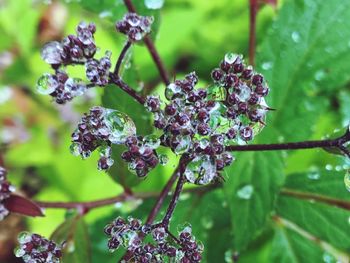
[105,109,136,144]
[174,135,191,155]
[236,184,254,200]
[37,73,58,95]
[14,247,26,257]
[41,41,64,64]
[159,154,169,165]
[184,155,216,184]
[165,83,181,100]
[237,83,251,101]
[143,135,160,149]
[17,231,31,244]
[224,53,239,64]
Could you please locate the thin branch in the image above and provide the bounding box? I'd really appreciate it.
[114,41,132,76]
[162,172,186,228]
[249,0,258,66]
[109,75,146,104]
[225,129,350,152]
[145,165,181,224]
[281,188,350,210]
[35,192,157,210]
[123,0,171,86]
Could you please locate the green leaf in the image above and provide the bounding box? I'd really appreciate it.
[51,216,91,263]
[276,196,350,252]
[257,0,350,141]
[223,151,284,251]
[270,224,324,263]
[283,170,350,201]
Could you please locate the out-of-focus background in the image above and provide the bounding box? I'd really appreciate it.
[1,0,350,262]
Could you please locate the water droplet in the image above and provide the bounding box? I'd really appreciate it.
[291,31,300,43]
[159,154,168,165]
[325,164,333,171]
[37,74,58,94]
[207,84,227,101]
[344,171,350,192]
[14,247,25,257]
[165,83,182,100]
[325,46,333,54]
[307,171,320,180]
[64,78,87,97]
[201,217,214,229]
[17,231,31,244]
[99,10,112,18]
[314,70,326,81]
[105,109,136,144]
[120,230,138,248]
[174,135,191,155]
[225,250,234,263]
[144,0,164,9]
[335,165,342,171]
[224,53,239,64]
[322,252,336,263]
[0,86,12,104]
[237,185,254,200]
[143,135,160,149]
[41,41,64,64]
[184,155,217,184]
[261,61,273,70]
[237,83,251,101]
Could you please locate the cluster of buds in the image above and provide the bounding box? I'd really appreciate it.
[85,51,112,86]
[70,106,136,170]
[116,13,154,42]
[121,135,167,178]
[37,70,87,104]
[104,217,203,262]
[0,166,15,221]
[41,21,97,66]
[38,22,112,104]
[15,232,63,263]
[143,54,270,184]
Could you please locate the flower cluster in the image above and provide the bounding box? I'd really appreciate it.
[70,106,136,170]
[104,217,203,262]
[0,166,15,221]
[37,70,87,104]
[121,135,165,178]
[116,13,154,42]
[38,22,112,104]
[85,51,112,86]
[15,232,63,263]
[144,54,270,184]
[41,21,97,65]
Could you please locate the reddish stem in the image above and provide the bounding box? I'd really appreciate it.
[249,0,258,66]
[123,0,170,86]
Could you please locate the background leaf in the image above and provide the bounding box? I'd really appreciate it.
[223,151,284,251]
[51,216,92,263]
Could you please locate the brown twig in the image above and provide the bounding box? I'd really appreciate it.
[249,0,258,66]
[123,0,170,86]
[225,128,350,154]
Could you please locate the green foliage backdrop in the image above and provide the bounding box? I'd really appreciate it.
[1,0,350,262]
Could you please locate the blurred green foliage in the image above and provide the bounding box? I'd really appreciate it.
[1,0,350,262]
